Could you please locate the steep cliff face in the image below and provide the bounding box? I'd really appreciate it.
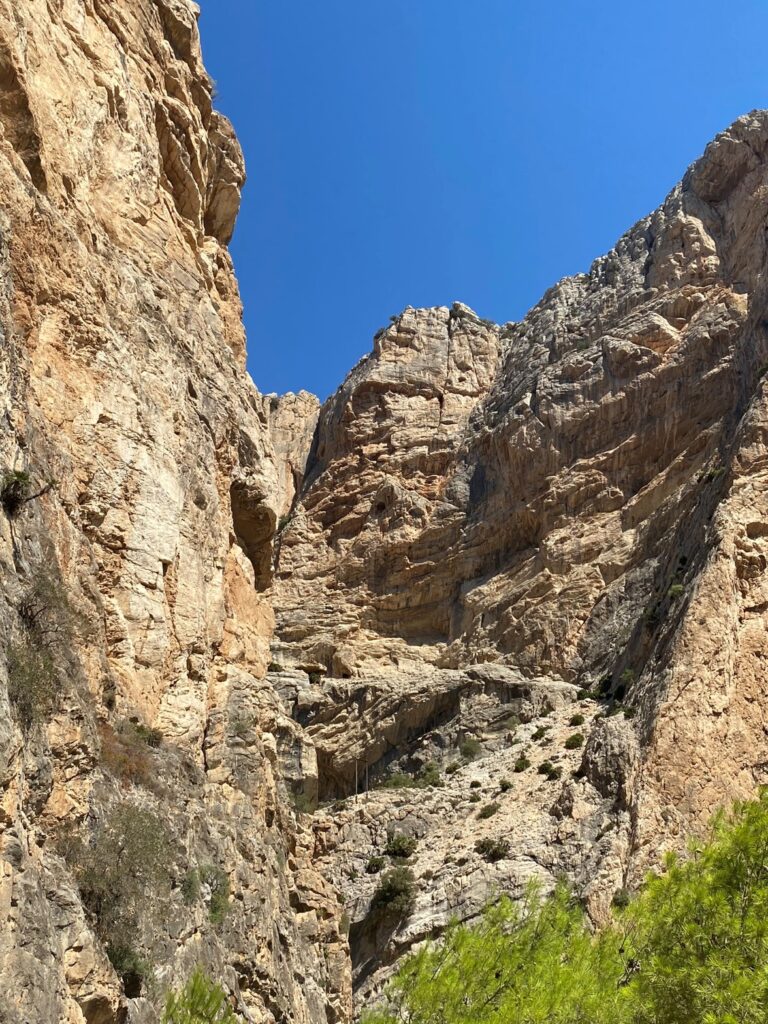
[0,2,348,1022]
[271,111,768,999]
[6,0,768,1018]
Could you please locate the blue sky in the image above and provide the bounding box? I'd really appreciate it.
[198,1,768,399]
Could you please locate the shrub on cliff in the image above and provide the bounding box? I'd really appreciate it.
[64,801,172,992]
[6,641,58,730]
[385,831,417,859]
[370,867,416,920]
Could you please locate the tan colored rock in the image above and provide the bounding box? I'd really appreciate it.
[0,1,349,1021]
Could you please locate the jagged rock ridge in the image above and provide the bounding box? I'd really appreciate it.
[270,111,768,999]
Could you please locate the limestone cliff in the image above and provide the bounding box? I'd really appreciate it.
[5,0,768,1018]
[0,2,348,1022]
[272,111,768,1000]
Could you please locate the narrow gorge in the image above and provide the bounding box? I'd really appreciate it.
[2,1,768,1022]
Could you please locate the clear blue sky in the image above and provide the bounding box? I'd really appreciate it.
[198,1,768,399]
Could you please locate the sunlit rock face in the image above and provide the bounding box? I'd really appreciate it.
[6,0,768,1016]
[0,1,349,1021]
[271,112,768,997]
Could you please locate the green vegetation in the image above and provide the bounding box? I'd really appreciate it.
[477,801,500,820]
[537,761,562,781]
[366,855,386,874]
[162,968,240,1023]
[445,761,461,775]
[0,469,31,516]
[6,641,57,730]
[370,867,416,921]
[470,779,481,789]
[460,738,482,760]
[513,755,531,773]
[7,568,84,731]
[668,583,685,599]
[475,837,510,862]
[531,726,549,741]
[469,792,481,803]
[380,761,442,790]
[64,802,171,992]
[498,778,512,792]
[99,719,162,791]
[564,733,585,750]
[569,713,585,727]
[200,865,230,926]
[364,790,768,1024]
[385,832,417,860]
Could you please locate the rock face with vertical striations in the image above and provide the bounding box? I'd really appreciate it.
[0,2,348,1022]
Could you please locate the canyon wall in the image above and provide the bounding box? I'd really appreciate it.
[0,2,348,1022]
[4,0,768,1018]
[272,111,768,998]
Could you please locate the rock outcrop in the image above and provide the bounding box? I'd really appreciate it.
[0,2,348,1022]
[270,111,768,1001]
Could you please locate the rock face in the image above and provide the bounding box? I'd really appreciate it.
[269,111,768,1000]
[0,2,348,1022]
[5,0,768,1018]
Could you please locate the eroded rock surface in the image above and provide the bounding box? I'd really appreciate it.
[269,111,768,1003]
[6,0,768,1018]
[0,2,348,1022]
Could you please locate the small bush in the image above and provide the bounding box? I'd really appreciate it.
[6,641,58,730]
[469,792,481,803]
[385,832,417,860]
[470,779,482,789]
[366,855,386,874]
[445,761,461,775]
[532,726,549,741]
[624,707,637,720]
[381,772,415,790]
[416,761,443,788]
[133,722,164,748]
[477,802,500,820]
[564,733,585,750]
[162,968,239,1023]
[460,738,482,761]
[1,469,31,516]
[99,721,156,790]
[68,802,172,969]
[475,837,511,862]
[107,944,153,998]
[537,761,562,781]
[612,887,631,909]
[668,583,685,599]
[514,756,531,773]
[569,713,585,727]
[370,867,415,920]
[499,778,512,792]
[181,870,201,905]
[200,865,230,926]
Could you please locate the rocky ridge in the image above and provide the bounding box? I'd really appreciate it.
[270,111,768,1000]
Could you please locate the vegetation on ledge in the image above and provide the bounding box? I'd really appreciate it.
[364,790,768,1024]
